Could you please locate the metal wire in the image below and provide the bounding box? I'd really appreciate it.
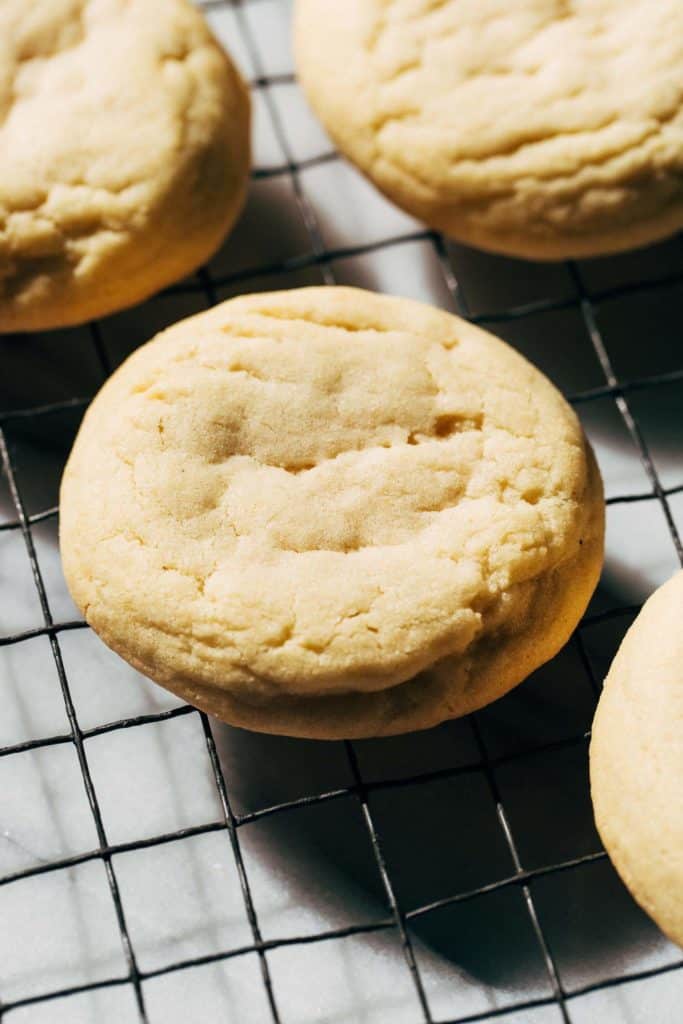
[0,0,682,1019]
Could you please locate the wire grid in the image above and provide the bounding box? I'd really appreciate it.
[0,0,682,1020]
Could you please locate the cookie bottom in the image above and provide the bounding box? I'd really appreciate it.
[423,198,683,262]
[140,529,602,739]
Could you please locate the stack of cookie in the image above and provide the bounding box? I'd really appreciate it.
[2,0,681,951]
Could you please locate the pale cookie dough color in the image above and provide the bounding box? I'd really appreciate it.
[60,287,604,739]
[294,0,683,260]
[0,0,250,332]
[590,572,683,948]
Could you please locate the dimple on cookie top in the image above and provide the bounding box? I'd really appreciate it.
[61,288,604,737]
[0,0,250,332]
[295,0,683,259]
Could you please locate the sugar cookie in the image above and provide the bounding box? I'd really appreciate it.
[591,571,683,948]
[60,287,604,738]
[0,0,250,331]
[295,0,683,259]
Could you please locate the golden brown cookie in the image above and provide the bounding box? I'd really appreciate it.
[0,0,250,332]
[60,286,604,738]
[590,571,683,948]
[295,0,683,259]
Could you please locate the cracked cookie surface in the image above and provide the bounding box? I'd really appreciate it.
[590,571,683,948]
[60,286,604,738]
[295,0,683,259]
[0,0,250,332]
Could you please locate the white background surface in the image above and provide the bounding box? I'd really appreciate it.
[0,1,682,1021]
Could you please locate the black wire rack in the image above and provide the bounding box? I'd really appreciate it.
[1,1,682,1021]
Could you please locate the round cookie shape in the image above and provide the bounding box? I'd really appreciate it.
[590,571,683,948]
[60,286,604,738]
[294,0,683,260]
[0,0,250,332]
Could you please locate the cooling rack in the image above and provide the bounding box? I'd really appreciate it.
[0,1,682,1021]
